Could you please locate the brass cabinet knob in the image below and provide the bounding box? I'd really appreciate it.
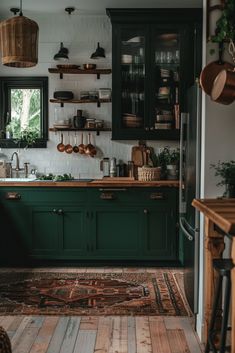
[57,209,64,215]
[145,127,150,131]
[143,209,148,214]
[52,208,57,214]
[150,127,154,131]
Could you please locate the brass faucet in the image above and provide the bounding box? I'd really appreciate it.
[11,152,22,172]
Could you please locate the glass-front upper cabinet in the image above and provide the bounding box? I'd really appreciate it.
[107,9,202,140]
[154,32,180,131]
[121,30,146,131]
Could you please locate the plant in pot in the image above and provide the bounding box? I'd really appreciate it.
[157,147,180,180]
[210,160,235,197]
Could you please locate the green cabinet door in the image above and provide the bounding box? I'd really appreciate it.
[142,206,177,260]
[0,202,31,264]
[90,207,141,259]
[30,206,86,259]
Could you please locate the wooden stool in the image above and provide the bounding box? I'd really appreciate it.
[205,258,233,353]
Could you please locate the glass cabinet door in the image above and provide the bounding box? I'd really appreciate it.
[153,31,180,132]
[120,30,146,131]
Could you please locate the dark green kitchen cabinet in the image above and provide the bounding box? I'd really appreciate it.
[142,206,177,260]
[30,206,86,258]
[89,207,142,258]
[0,186,178,264]
[106,8,202,140]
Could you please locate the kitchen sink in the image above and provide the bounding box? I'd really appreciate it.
[0,178,36,182]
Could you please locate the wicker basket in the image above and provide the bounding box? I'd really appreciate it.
[138,166,161,181]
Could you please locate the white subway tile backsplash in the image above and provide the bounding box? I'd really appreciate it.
[0,14,178,178]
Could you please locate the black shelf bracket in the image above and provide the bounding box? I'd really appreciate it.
[97,100,101,108]
[60,73,63,79]
[60,102,64,107]
[97,73,101,79]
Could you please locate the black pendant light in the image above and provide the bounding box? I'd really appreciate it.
[0,0,39,67]
[90,42,106,59]
[53,42,69,61]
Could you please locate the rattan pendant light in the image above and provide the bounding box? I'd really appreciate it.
[0,0,39,67]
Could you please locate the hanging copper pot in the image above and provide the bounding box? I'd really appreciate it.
[211,68,235,104]
[0,14,39,68]
[199,42,233,96]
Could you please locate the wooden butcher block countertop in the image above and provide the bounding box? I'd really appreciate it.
[192,198,235,234]
[0,178,179,188]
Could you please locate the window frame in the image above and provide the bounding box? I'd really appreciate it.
[0,76,48,148]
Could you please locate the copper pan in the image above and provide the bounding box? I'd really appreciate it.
[211,68,235,105]
[199,42,233,95]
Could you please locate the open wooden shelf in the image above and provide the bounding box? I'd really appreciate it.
[49,127,112,136]
[48,68,112,79]
[50,98,111,107]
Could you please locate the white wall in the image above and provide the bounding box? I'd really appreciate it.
[196,0,235,340]
[0,13,177,178]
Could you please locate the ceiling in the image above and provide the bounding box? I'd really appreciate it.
[0,0,202,16]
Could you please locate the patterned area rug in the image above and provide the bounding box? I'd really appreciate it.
[0,271,191,316]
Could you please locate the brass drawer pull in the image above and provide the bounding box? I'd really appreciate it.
[150,192,164,200]
[5,192,21,200]
[99,188,127,191]
[100,192,115,200]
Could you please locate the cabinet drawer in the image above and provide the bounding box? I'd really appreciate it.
[89,187,177,205]
[0,188,87,204]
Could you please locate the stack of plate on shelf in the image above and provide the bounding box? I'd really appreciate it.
[156,112,173,122]
[53,119,71,129]
[160,68,170,78]
[122,113,143,128]
[121,55,132,64]
[155,122,172,130]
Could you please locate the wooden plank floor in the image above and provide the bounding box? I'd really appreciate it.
[0,315,203,353]
[0,267,204,353]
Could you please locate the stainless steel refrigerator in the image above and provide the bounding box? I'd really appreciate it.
[179,82,201,315]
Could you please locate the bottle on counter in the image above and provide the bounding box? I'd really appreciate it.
[110,157,117,177]
[100,157,110,177]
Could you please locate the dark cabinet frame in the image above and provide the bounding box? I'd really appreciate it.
[106,8,202,140]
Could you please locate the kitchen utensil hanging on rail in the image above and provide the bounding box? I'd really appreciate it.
[57,133,65,152]
[199,42,234,96]
[211,40,235,105]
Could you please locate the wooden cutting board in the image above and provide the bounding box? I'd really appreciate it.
[131,146,144,167]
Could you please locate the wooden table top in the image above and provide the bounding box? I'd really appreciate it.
[192,198,235,234]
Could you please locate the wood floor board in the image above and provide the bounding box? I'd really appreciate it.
[110,317,128,353]
[136,317,152,353]
[80,317,98,330]
[59,317,81,353]
[167,329,190,353]
[0,316,15,330]
[73,330,97,353]
[128,317,137,353]
[28,316,58,353]
[149,317,171,353]
[13,318,44,353]
[94,316,113,353]
[11,316,32,349]
[46,317,70,353]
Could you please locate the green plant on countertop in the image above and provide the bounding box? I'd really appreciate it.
[156,147,180,179]
[37,173,74,181]
[210,160,235,197]
[209,0,235,44]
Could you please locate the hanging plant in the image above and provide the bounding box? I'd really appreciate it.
[210,0,235,43]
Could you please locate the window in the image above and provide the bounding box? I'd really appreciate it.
[0,77,48,148]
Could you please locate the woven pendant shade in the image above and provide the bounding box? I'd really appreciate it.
[0,15,39,67]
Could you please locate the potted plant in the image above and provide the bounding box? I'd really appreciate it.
[157,147,180,180]
[211,160,235,197]
[209,0,235,44]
